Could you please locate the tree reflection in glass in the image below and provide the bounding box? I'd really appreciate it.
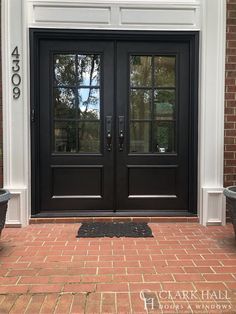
[129,55,176,154]
[54,121,76,153]
[130,90,152,120]
[53,53,101,153]
[79,122,100,152]
[54,88,76,119]
[78,55,100,86]
[130,56,152,87]
[78,88,100,120]
[154,90,175,121]
[54,54,76,86]
[154,57,176,87]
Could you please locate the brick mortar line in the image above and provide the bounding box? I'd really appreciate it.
[68,294,75,314]
[127,292,133,314]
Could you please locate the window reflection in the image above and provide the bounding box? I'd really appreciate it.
[154,122,175,153]
[154,57,176,87]
[130,89,152,120]
[130,122,151,153]
[54,88,76,119]
[53,53,101,154]
[130,56,152,87]
[78,55,100,86]
[54,121,76,153]
[154,90,175,121]
[78,88,100,120]
[54,54,76,86]
[129,55,176,154]
[79,122,100,153]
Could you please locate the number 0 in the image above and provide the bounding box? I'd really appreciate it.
[11,73,21,86]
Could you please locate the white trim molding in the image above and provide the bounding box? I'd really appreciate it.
[5,189,28,227]
[202,188,226,226]
[2,0,30,227]
[199,0,226,225]
[1,0,226,226]
[27,0,201,30]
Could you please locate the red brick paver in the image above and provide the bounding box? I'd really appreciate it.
[0,223,236,313]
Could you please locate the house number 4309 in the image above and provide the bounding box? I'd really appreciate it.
[11,46,21,99]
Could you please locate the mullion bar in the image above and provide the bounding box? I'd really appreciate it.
[75,54,79,152]
[53,85,100,89]
[130,86,153,90]
[151,55,155,153]
[130,119,153,122]
[154,119,177,122]
[54,119,100,122]
[131,86,176,91]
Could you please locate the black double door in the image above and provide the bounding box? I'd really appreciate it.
[32,32,198,216]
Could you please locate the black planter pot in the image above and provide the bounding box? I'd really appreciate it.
[224,186,236,238]
[0,190,11,236]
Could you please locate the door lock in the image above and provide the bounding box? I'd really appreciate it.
[106,116,112,151]
[118,116,125,151]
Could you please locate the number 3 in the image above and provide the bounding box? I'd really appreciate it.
[12,60,20,72]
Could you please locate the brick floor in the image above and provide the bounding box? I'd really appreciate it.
[0,223,236,313]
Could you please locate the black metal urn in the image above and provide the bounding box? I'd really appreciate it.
[0,190,11,236]
[224,186,236,238]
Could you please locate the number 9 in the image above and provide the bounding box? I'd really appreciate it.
[13,87,20,99]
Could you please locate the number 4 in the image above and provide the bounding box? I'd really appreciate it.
[11,46,20,58]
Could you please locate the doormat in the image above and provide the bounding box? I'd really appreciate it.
[77,222,153,238]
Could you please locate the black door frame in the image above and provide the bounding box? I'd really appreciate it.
[30,29,199,217]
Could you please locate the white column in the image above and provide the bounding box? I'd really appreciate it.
[199,0,226,225]
[2,0,30,226]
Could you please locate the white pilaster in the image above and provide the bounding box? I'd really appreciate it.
[199,0,226,225]
[2,0,30,226]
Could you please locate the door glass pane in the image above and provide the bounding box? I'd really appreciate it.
[130,122,151,153]
[130,89,152,119]
[129,55,176,154]
[54,88,76,119]
[78,55,100,86]
[154,56,176,87]
[154,122,175,153]
[79,122,100,153]
[78,88,100,120]
[53,53,101,154]
[54,121,76,153]
[154,90,175,121]
[130,56,152,87]
[54,54,76,86]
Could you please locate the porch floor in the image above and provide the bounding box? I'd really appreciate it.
[0,223,236,313]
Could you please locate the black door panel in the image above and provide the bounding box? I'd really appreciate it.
[38,40,114,210]
[116,41,190,210]
[31,31,198,215]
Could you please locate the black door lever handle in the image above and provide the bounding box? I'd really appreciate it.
[106,116,112,152]
[107,131,112,151]
[118,116,125,151]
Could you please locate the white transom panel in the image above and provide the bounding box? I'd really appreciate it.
[28,0,201,30]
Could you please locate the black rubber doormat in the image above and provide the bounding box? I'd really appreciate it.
[77,222,153,238]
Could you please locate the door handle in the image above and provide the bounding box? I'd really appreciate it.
[118,116,125,151]
[106,116,112,152]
